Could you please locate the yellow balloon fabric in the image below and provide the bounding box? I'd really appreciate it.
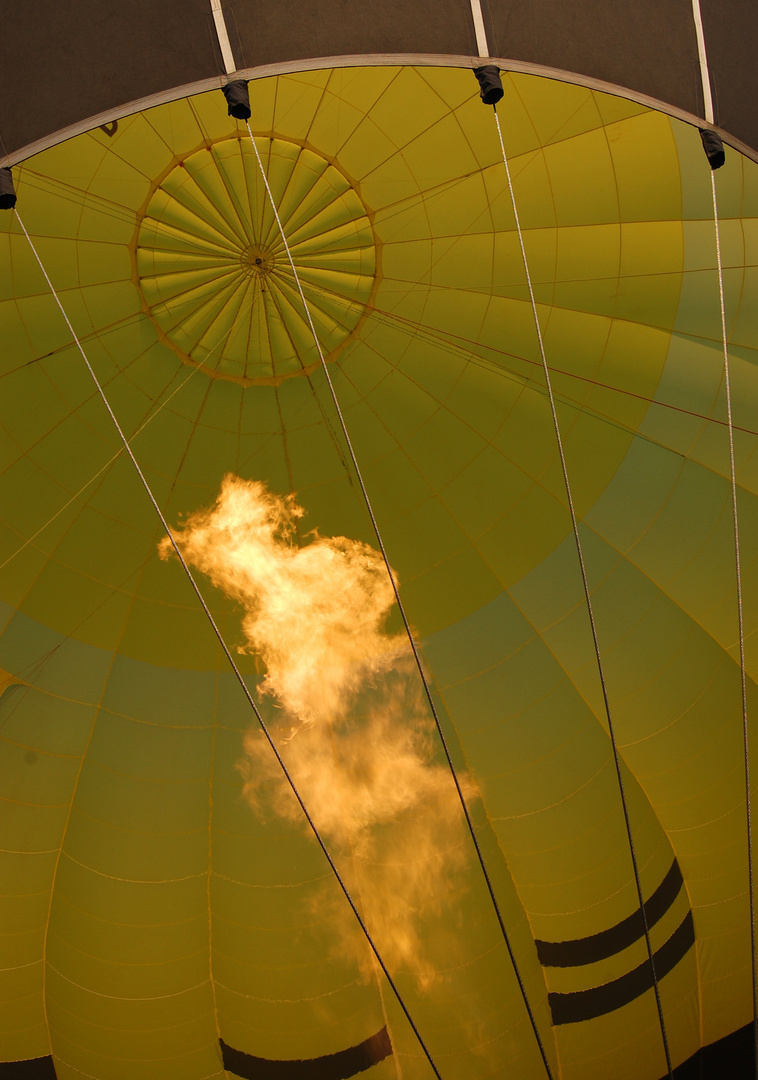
[1,65,757,1080]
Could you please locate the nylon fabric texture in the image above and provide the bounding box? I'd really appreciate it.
[1,66,758,1080]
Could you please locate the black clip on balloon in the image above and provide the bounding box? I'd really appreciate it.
[700,129,726,170]
[0,167,16,210]
[222,80,251,121]
[474,66,504,106]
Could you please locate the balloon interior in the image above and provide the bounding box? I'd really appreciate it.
[1,11,758,1080]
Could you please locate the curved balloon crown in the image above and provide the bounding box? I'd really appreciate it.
[0,26,757,1080]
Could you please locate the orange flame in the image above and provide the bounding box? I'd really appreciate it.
[160,475,472,986]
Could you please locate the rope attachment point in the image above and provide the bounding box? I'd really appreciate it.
[474,65,504,105]
[223,80,251,120]
[700,128,726,170]
[0,167,16,210]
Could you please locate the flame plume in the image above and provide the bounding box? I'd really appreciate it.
[160,475,472,986]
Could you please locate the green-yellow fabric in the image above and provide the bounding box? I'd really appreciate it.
[1,65,757,1079]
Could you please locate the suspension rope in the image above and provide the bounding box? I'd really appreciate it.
[0,251,277,572]
[492,107,675,1079]
[0,362,205,572]
[13,207,443,1080]
[709,168,758,1074]
[244,121,555,1080]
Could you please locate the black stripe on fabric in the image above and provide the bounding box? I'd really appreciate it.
[537,858,684,967]
[549,910,695,1025]
[0,1058,57,1078]
[220,1027,393,1080]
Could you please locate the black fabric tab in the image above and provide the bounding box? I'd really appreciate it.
[549,910,695,1025]
[222,81,251,120]
[0,167,16,210]
[537,858,684,967]
[700,129,726,169]
[473,66,504,105]
[0,1057,57,1078]
[220,1027,392,1080]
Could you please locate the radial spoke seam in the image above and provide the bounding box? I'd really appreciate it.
[492,106,674,1080]
[244,118,556,1080]
[13,207,443,1080]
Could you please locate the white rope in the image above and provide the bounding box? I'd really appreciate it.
[0,366,200,571]
[0,260,266,571]
[710,167,758,1073]
[493,106,675,1080]
[13,207,443,1080]
[244,120,556,1080]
